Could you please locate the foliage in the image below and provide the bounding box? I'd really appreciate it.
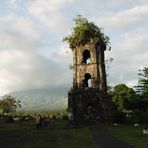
[131,109,144,123]
[125,97,148,111]
[109,68,148,123]
[16,109,68,119]
[0,95,21,114]
[63,15,110,49]
[129,109,148,124]
[111,111,125,123]
[135,67,148,99]
[125,96,148,124]
[124,67,148,124]
[110,84,136,112]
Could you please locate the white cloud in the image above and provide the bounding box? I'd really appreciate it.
[8,0,17,5]
[27,0,74,13]
[50,44,72,65]
[0,15,41,50]
[0,0,147,96]
[106,30,148,87]
[103,0,148,5]
[0,49,72,95]
[27,0,74,31]
[96,5,148,31]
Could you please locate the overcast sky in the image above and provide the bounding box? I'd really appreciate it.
[0,0,148,96]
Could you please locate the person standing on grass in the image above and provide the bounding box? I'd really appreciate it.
[39,114,43,129]
[42,116,47,129]
[35,114,41,129]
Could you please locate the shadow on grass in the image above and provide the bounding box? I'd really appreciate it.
[0,119,97,148]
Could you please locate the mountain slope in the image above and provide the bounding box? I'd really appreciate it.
[9,87,68,111]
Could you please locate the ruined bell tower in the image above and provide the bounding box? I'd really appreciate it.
[64,15,113,120]
[68,41,112,120]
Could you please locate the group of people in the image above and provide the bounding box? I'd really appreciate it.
[35,114,49,129]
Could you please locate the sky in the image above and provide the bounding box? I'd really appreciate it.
[0,0,148,96]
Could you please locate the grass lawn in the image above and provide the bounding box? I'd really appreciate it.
[1,119,147,148]
[0,120,97,148]
[100,123,148,148]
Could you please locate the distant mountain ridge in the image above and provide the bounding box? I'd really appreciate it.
[9,87,68,111]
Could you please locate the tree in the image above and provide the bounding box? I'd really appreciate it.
[110,84,136,112]
[124,68,148,111]
[0,95,21,114]
[125,97,148,111]
[63,15,110,49]
[135,67,148,99]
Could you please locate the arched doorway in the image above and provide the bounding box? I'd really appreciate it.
[84,73,91,87]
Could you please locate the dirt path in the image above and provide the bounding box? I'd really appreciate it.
[90,126,135,148]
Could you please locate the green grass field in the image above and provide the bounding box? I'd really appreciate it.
[0,119,148,148]
[0,119,97,148]
[101,124,148,148]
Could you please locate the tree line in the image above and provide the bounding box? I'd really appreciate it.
[109,67,148,123]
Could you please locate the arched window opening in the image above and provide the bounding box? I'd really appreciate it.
[84,73,91,87]
[82,50,91,64]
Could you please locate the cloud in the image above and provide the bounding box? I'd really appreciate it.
[0,0,147,96]
[106,29,148,87]
[95,5,148,31]
[91,4,148,88]
[0,0,74,95]
[0,49,72,95]
[27,0,74,13]
[9,0,16,4]
[26,0,74,31]
[0,15,41,50]
[50,44,72,65]
[102,0,148,6]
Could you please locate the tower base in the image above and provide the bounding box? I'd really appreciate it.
[68,87,113,121]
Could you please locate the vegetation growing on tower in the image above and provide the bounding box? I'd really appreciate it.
[63,15,110,49]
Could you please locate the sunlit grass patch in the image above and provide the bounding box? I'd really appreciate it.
[99,124,148,148]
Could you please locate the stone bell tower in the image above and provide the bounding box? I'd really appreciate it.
[68,41,112,120]
[72,43,107,92]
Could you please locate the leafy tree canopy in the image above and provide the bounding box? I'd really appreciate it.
[63,15,110,49]
[110,84,136,112]
[125,97,148,111]
[0,95,21,114]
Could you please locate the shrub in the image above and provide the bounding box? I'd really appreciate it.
[112,111,125,124]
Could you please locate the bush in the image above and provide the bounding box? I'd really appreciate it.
[112,112,125,124]
[142,111,148,124]
[20,115,33,122]
[3,115,14,123]
[131,109,143,123]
